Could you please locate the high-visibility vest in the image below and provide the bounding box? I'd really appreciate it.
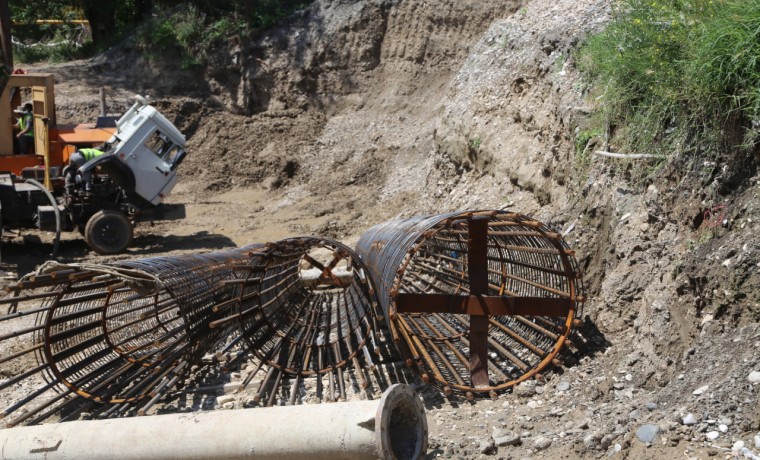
[19,113,33,138]
[79,148,104,161]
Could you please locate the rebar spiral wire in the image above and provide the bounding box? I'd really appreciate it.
[209,237,386,406]
[0,246,261,426]
[355,210,586,396]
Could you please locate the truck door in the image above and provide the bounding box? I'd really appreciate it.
[127,129,177,205]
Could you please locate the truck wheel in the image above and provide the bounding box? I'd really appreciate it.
[84,210,133,255]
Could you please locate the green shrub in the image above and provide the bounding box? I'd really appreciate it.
[137,2,310,66]
[578,0,760,156]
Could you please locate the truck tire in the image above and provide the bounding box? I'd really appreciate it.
[84,210,133,255]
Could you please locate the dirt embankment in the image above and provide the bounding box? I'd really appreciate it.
[10,0,760,458]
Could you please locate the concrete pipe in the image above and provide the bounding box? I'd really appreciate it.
[0,383,428,460]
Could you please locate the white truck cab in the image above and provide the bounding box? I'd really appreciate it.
[62,96,189,254]
[107,96,187,205]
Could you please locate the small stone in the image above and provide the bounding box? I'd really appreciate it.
[646,402,657,411]
[718,424,727,433]
[748,371,760,383]
[533,436,552,451]
[682,414,698,425]
[625,374,633,382]
[706,431,719,440]
[732,441,744,450]
[754,435,760,449]
[583,434,599,450]
[556,380,570,391]
[701,314,714,326]
[636,425,660,443]
[492,429,521,447]
[514,381,537,398]
[693,385,709,395]
[221,402,235,410]
[479,438,497,455]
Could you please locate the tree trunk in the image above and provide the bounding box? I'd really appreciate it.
[81,1,117,49]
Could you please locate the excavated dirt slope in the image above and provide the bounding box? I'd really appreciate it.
[4,0,760,458]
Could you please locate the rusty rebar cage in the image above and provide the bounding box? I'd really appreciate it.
[0,239,386,426]
[0,246,260,426]
[355,210,586,396]
[210,237,384,405]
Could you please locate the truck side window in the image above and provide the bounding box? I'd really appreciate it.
[145,130,173,158]
[161,145,180,163]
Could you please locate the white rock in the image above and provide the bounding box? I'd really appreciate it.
[556,380,570,391]
[533,436,552,451]
[682,413,698,425]
[635,425,660,443]
[754,435,760,449]
[719,424,728,433]
[706,431,720,440]
[701,314,714,326]
[748,371,760,383]
[733,441,744,450]
[692,385,709,395]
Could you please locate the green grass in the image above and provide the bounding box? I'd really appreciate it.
[578,0,760,158]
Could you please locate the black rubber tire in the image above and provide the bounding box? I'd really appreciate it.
[84,210,133,255]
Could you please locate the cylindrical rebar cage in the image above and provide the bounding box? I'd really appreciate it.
[355,210,586,395]
[0,246,260,426]
[211,237,383,405]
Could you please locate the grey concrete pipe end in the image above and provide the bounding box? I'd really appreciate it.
[375,384,429,460]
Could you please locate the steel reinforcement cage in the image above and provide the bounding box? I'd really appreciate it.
[0,238,385,426]
[355,209,586,396]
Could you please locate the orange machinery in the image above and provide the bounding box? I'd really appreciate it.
[0,73,115,189]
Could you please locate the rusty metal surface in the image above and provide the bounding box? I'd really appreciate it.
[0,247,259,426]
[355,210,586,396]
[0,238,385,426]
[211,237,383,405]
[0,210,585,425]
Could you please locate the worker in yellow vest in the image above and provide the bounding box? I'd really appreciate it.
[65,148,105,194]
[14,103,34,154]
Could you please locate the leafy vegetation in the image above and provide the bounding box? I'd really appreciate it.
[136,1,310,68]
[8,0,311,64]
[578,0,760,158]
